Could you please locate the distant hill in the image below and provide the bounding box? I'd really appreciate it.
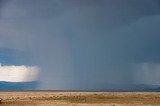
[142,87,160,92]
[68,82,160,92]
[0,81,39,90]
[0,81,160,91]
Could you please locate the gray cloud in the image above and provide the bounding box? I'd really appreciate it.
[132,63,160,85]
[0,0,160,89]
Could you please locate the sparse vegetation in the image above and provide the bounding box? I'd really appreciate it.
[0,98,2,104]
[0,92,160,106]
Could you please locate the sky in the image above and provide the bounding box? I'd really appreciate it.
[0,0,160,90]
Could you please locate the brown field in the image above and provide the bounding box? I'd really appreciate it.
[0,91,160,106]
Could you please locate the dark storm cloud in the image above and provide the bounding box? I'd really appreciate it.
[0,0,160,89]
[0,0,8,17]
[2,0,160,26]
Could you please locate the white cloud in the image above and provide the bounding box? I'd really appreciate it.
[0,65,39,82]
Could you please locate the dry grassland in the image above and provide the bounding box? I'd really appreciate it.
[0,91,160,106]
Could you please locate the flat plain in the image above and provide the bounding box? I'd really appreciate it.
[0,91,160,106]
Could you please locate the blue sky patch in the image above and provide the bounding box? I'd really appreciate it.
[0,47,33,66]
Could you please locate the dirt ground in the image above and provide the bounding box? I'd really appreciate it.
[0,91,160,106]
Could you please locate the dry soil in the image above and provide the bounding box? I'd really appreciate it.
[0,91,160,106]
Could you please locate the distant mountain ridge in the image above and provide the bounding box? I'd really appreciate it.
[0,81,160,91]
[0,81,39,90]
[67,82,160,91]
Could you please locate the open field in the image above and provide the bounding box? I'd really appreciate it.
[0,91,160,106]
